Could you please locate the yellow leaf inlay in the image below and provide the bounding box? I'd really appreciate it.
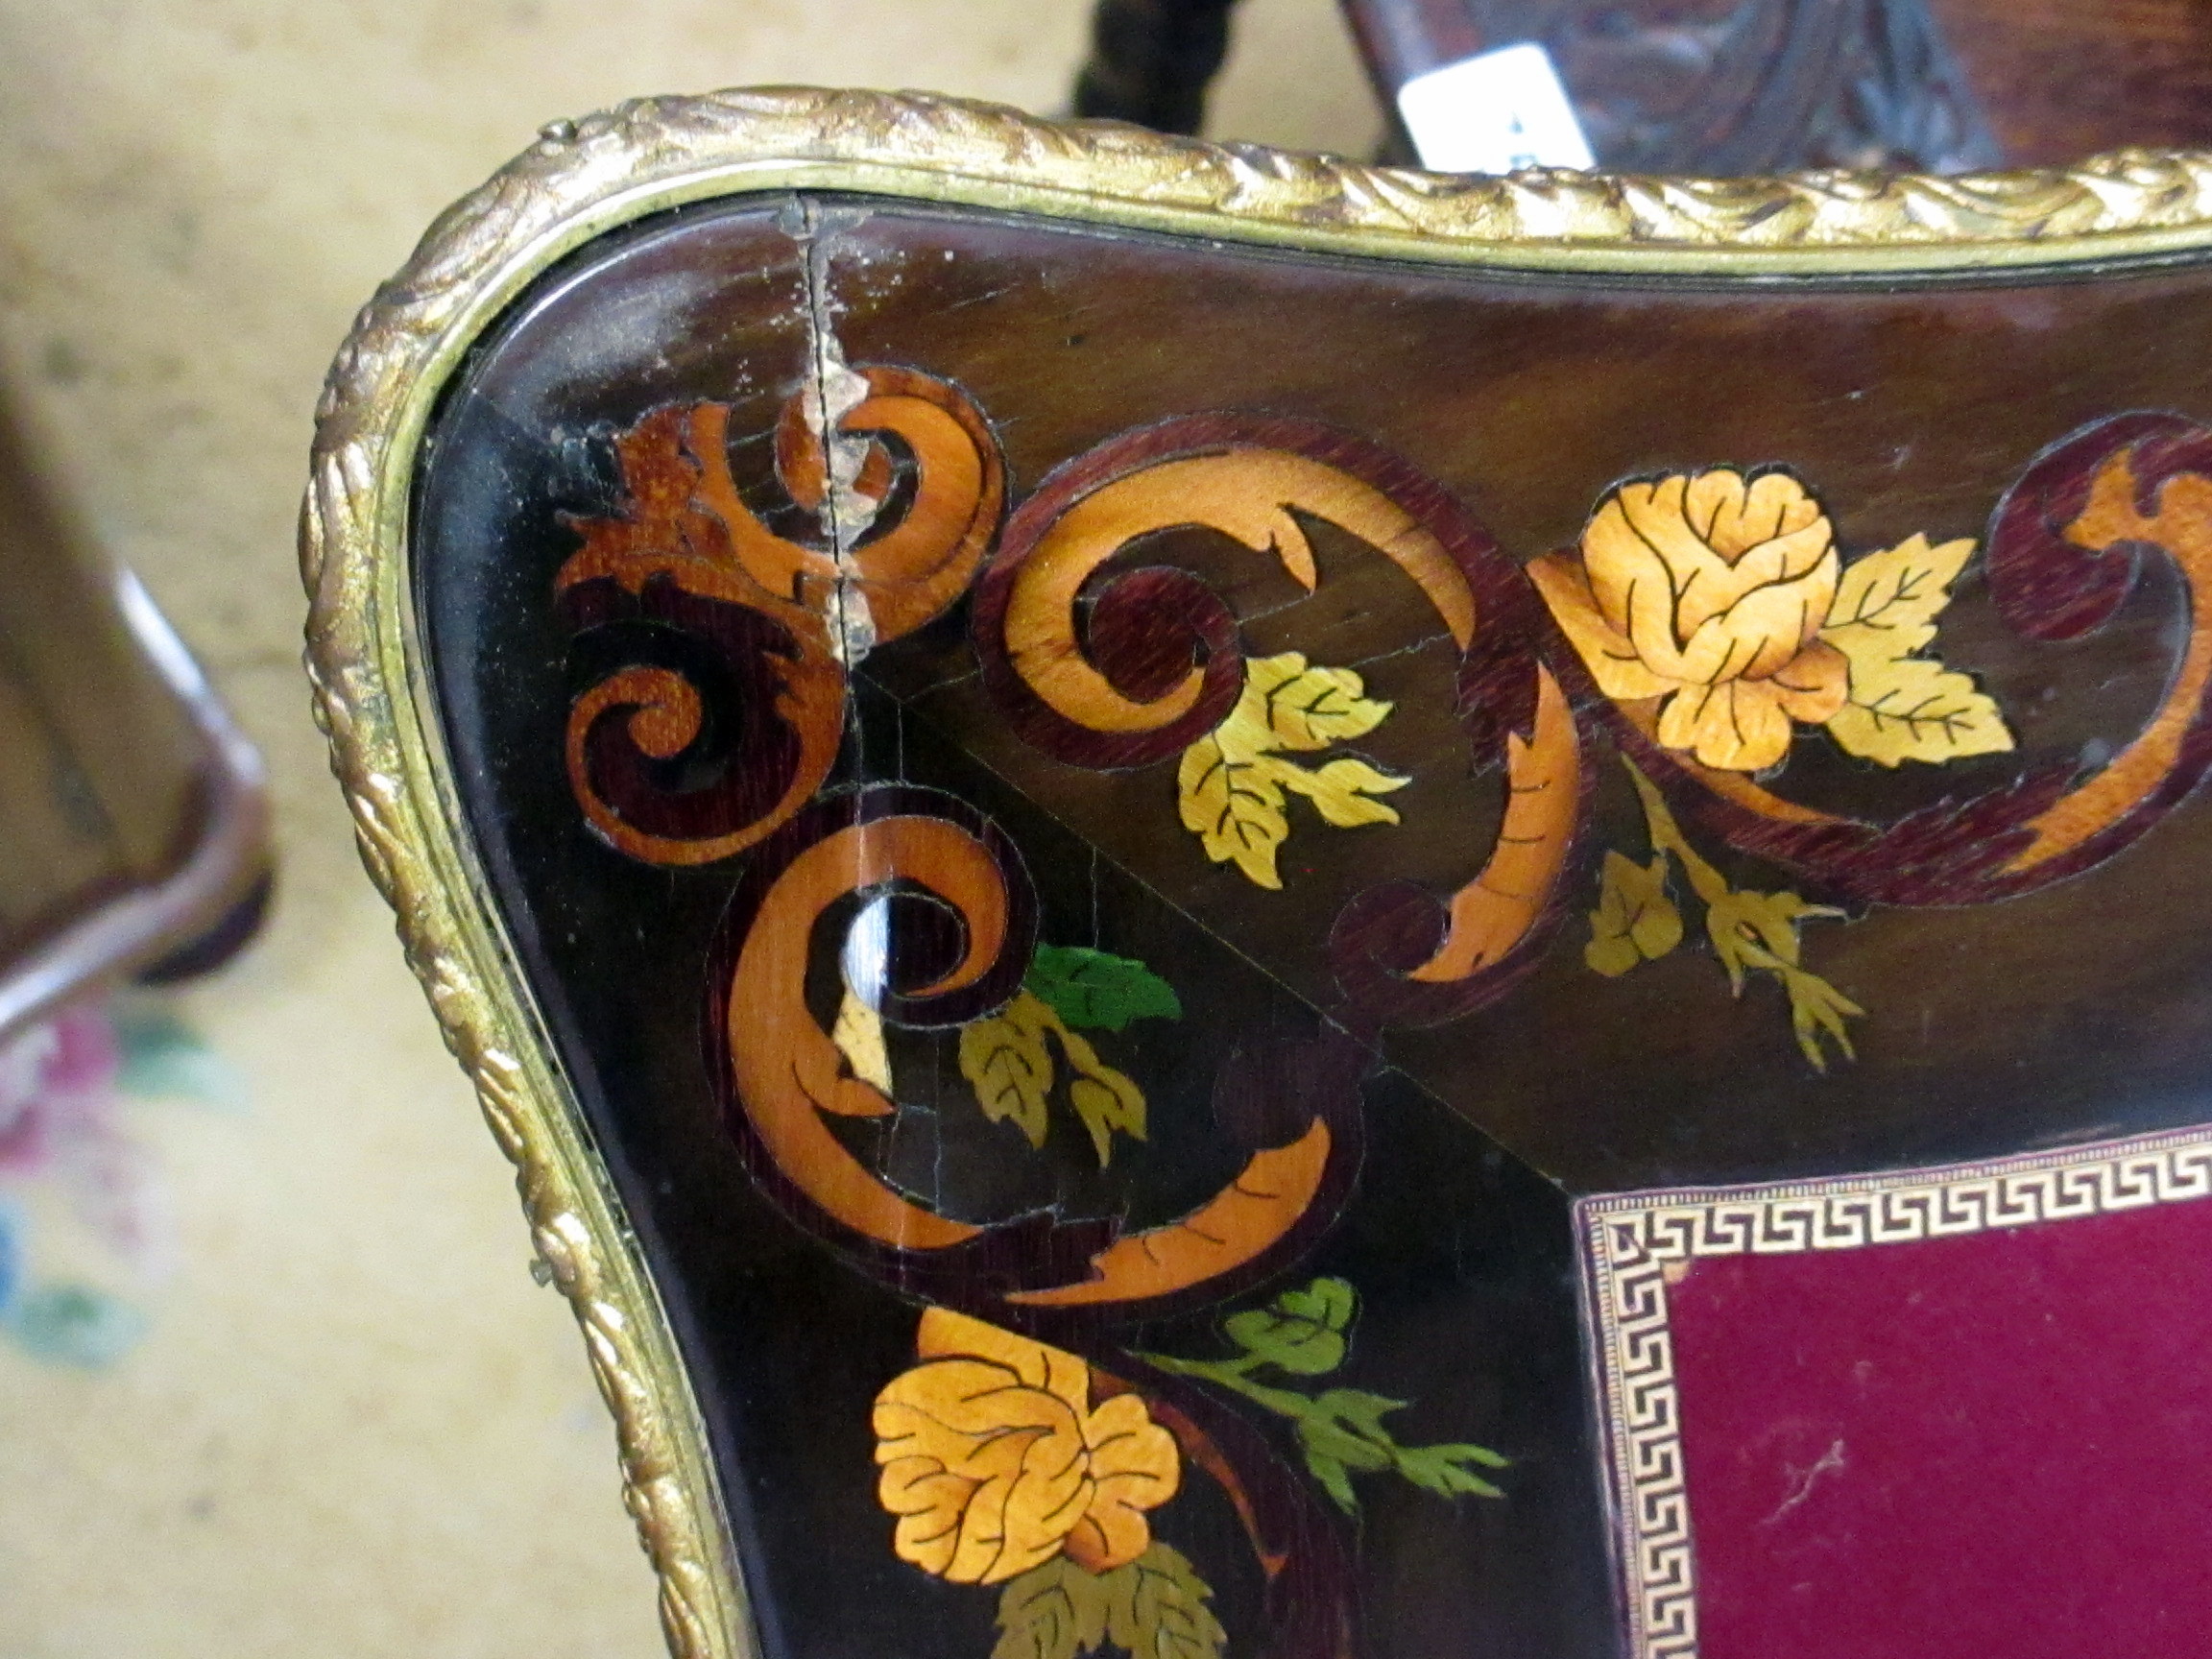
[956,991,1055,1148]
[956,990,1148,1166]
[1593,757,1863,1070]
[1585,851,1682,976]
[1176,652,1409,888]
[830,987,894,1094]
[1818,532,2016,767]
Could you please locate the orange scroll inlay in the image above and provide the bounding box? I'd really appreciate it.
[725,815,1003,1251]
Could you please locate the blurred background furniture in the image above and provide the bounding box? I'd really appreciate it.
[1078,0,2212,171]
[0,385,268,1048]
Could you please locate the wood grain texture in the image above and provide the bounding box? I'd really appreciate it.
[410,191,2212,1659]
[1930,0,2212,164]
[557,366,1002,865]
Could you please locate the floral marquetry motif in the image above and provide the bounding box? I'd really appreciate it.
[306,89,2212,1659]
[874,1309,1182,1584]
[1175,653,1409,890]
[1533,466,2018,776]
[1535,469,1852,772]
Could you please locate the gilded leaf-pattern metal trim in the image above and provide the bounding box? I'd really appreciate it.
[301,445,736,1655]
[300,84,2212,1659]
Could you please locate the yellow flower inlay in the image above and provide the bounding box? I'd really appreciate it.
[872,1308,1181,1585]
[1531,468,1849,772]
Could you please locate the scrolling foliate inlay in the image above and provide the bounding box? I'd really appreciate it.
[301,85,2212,1659]
[561,352,2212,1657]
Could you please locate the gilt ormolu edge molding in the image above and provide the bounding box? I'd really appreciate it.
[299,85,2212,1659]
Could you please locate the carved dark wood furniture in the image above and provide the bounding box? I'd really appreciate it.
[1074,0,1243,137]
[0,385,267,1046]
[1343,0,2000,170]
[1076,0,2212,174]
[306,90,2212,1659]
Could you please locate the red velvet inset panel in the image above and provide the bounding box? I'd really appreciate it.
[1584,1129,2212,1659]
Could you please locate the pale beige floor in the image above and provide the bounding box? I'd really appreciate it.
[0,5,1375,1654]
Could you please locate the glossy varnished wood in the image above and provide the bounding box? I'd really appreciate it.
[413,193,2212,1659]
[804,204,2212,1186]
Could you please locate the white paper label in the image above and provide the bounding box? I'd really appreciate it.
[1396,42,1596,175]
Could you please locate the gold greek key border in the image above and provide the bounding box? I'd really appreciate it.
[300,84,2212,1659]
[1581,1124,2212,1659]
